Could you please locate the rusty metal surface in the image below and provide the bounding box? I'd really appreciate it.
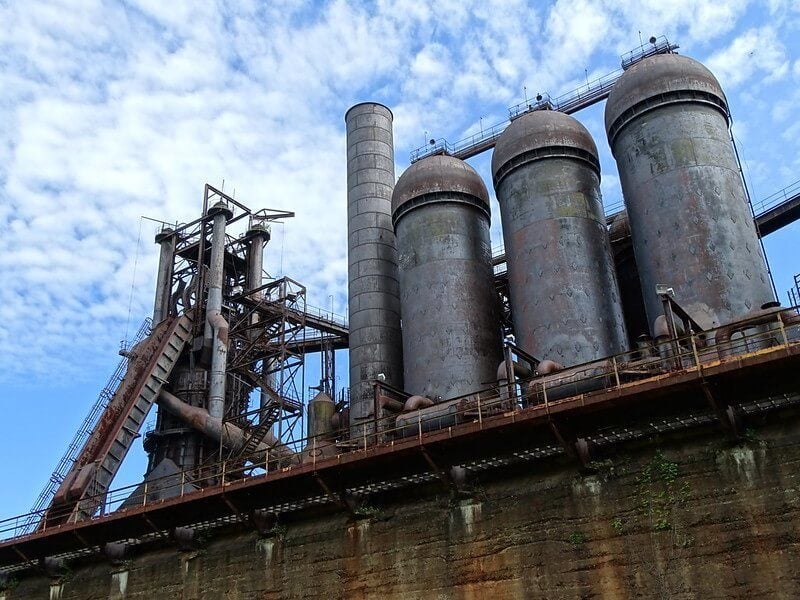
[609,211,650,342]
[345,102,404,436]
[393,156,502,400]
[492,111,628,366]
[3,338,798,569]
[605,53,726,143]
[152,229,175,325]
[605,54,774,331]
[392,154,490,221]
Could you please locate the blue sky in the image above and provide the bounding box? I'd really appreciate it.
[0,0,799,520]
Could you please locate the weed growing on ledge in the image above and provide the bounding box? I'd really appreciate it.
[0,576,19,592]
[352,504,381,520]
[611,517,625,534]
[635,450,690,532]
[568,531,587,546]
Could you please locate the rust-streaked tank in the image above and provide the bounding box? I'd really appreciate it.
[492,110,628,366]
[392,155,502,400]
[605,53,774,331]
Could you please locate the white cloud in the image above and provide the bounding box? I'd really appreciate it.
[706,26,790,88]
[0,0,797,394]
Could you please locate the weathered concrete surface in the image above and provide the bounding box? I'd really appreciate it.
[7,415,800,599]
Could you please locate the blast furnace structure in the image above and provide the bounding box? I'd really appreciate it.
[2,37,800,600]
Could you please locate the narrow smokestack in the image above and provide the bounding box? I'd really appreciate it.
[344,102,404,437]
[245,222,277,415]
[152,228,175,325]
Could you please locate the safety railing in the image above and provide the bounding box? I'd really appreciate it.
[304,302,348,328]
[2,306,798,543]
[751,178,800,216]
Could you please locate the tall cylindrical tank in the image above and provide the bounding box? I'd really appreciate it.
[605,53,774,331]
[608,210,650,344]
[491,110,628,366]
[392,155,502,400]
[345,102,404,435]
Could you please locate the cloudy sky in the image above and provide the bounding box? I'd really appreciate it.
[1,0,798,519]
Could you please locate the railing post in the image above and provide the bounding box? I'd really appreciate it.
[221,461,226,487]
[417,410,422,441]
[313,435,317,469]
[543,381,549,409]
[142,482,148,507]
[690,332,701,368]
[612,355,621,388]
[777,312,790,347]
[363,424,367,451]
[180,470,186,498]
[477,394,483,426]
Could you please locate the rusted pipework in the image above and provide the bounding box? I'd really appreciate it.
[395,398,462,437]
[157,390,296,461]
[535,360,564,376]
[715,305,800,360]
[496,361,533,381]
[497,361,534,409]
[380,397,406,412]
[207,312,229,419]
[403,395,434,412]
[527,360,613,404]
[652,315,688,363]
[652,315,685,339]
[204,201,233,419]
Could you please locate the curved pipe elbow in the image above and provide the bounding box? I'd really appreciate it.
[715,306,799,359]
[403,395,434,412]
[207,311,229,344]
[496,361,533,382]
[207,310,229,419]
[536,359,564,376]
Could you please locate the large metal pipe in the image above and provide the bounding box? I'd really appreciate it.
[246,223,269,298]
[492,110,628,366]
[715,306,800,360]
[152,228,176,325]
[345,102,404,435]
[245,223,277,411]
[392,155,503,400]
[205,201,233,419]
[605,54,774,332]
[157,390,295,460]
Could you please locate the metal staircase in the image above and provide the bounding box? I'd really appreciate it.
[43,311,194,526]
[20,319,153,534]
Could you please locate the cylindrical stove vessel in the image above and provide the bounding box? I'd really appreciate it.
[345,102,403,435]
[605,53,774,331]
[392,155,502,400]
[492,110,628,366]
[609,210,650,344]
